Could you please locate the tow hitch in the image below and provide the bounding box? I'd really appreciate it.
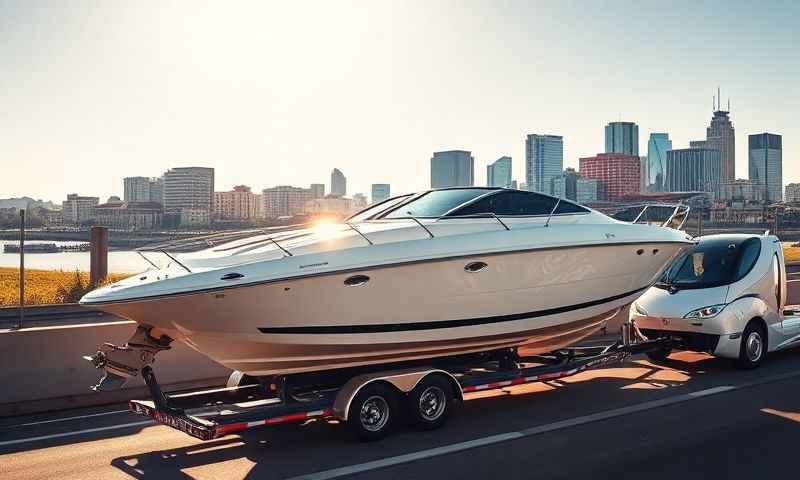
[84,325,172,391]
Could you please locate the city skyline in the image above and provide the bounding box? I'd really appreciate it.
[1,1,797,202]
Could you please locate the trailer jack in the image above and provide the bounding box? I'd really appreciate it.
[84,325,172,391]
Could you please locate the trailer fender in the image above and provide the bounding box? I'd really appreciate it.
[333,368,463,421]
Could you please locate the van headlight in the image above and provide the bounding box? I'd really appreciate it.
[632,302,648,316]
[684,305,726,319]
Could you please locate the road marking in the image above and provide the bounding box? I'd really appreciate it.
[0,421,153,448]
[291,370,800,480]
[7,410,130,428]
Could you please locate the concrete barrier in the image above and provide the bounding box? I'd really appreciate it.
[0,320,230,417]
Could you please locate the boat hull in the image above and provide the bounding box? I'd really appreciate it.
[95,241,687,375]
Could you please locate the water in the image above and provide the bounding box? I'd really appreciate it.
[0,241,149,273]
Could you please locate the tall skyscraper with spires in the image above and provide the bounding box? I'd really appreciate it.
[695,88,736,183]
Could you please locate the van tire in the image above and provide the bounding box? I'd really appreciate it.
[737,321,766,369]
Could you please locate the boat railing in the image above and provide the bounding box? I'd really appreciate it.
[627,203,691,230]
[433,213,510,232]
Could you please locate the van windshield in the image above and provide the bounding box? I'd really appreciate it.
[658,237,761,290]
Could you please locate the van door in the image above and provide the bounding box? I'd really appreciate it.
[778,252,800,338]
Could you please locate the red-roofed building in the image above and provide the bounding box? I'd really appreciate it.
[579,153,641,201]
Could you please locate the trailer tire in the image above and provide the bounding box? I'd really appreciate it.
[646,346,672,362]
[405,375,454,431]
[347,383,399,442]
[737,321,766,369]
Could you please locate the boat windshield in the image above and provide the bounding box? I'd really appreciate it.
[657,237,761,290]
[346,194,413,222]
[381,189,493,219]
[447,190,588,216]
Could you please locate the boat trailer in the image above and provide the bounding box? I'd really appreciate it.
[128,322,671,441]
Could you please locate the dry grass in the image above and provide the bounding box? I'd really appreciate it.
[0,268,128,306]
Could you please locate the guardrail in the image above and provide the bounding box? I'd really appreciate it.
[0,304,114,329]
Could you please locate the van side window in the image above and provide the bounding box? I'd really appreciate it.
[732,238,761,282]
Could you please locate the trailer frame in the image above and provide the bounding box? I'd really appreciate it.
[129,323,670,441]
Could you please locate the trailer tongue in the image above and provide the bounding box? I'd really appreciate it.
[128,323,670,442]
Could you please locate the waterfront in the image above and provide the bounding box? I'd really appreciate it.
[0,241,148,273]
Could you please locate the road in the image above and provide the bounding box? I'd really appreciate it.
[2,267,800,479]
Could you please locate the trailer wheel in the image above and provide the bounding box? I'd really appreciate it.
[405,375,454,431]
[737,321,766,369]
[347,383,398,441]
[646,346,672,362]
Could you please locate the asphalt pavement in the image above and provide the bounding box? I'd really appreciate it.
[2,266,800,479]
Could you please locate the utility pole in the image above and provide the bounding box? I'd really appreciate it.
[17,209,25,330]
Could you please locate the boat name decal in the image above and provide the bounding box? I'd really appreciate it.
[299,262,329,269]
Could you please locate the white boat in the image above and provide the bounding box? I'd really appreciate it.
[81,188,693,386]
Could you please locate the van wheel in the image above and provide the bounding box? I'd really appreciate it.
[406,375,455,431]
[737,321,766,369]
[646,347,672,362]
[347,383,399,441]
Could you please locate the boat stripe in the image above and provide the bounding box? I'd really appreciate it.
[257,285,649,334]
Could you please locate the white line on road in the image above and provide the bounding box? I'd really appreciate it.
[7,410,130,428]
[0,421,153,448]
[290,371,800,480]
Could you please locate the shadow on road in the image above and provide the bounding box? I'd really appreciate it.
[104,349,800,479]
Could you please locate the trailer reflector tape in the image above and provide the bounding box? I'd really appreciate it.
[214,408,333,436]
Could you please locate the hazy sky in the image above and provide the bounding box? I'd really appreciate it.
[1,0,798,202]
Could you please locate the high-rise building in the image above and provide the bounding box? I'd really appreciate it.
[261,186,314,218]
[665,148,720,195]
[214,185,261,220]
[353,193,368,209]
[371,184,391,204]
[576,177,600,204]
[786,183,800,203]
[646,133,672,192]
[749,133,782,203]
[639,156,648,194]
[310,183,325,199]
[579,153,641,201]
[551,168,580,201]
[698,89,736,183]
[719,179,766,204]
[162,167,214,226]
[330,169,347,197]
[604,122,639,156]
[62,194,99,225]
[124,176,163,204]
[304,196,354,218]
[525,134,563,194]
[486,156,513,188]
[431,150,474,188]
[94,201,163,230]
